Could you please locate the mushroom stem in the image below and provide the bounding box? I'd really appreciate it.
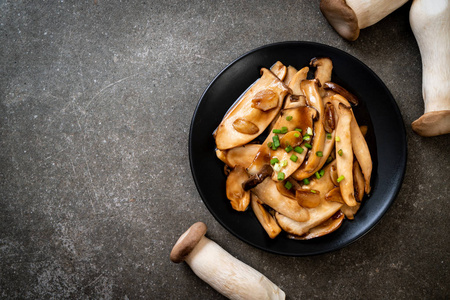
[320,0,408,41]
[170,222,285,300]
[410,0,450,136]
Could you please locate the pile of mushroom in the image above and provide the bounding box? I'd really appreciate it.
[214,58,372,240]
[319,0,450,136]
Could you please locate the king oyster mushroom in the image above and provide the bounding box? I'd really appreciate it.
[270,61,287,81]
[226,165,251,211]
[216,144,261,168]
[287,211,345,240]
[214,68,290,150]
[250,194,282,239]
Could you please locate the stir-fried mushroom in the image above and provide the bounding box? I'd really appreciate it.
[216,144,261,168]
[287,211,345,240]
[214,68,290,150]
[226,165,251,211]
[353,160,365,202]
[323,81,359,105]
[284,65,298,86]
[250,194,282,239]
[310,57,333,97]
[270,61,287,81]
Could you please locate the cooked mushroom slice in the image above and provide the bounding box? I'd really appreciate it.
[329,159,339,186]
[284,65,298,85]
[291,80,326,180]
[214,68,290,150]
[296,189,321,208]
[297,159,336,201]
[335,103,357,207]
[310,57,333,97]
[275,179,300,199]
[284,67,309,109]
[325,187,345,204]
[252,178,309,222]
[247,105,316,180]
[353,160,365,202]
[243,164,273,191]
[226,165,251,211]
[215,144,261,168]
[251,89,279,112]
[340,202,361,220]
[323,101,337,133]
[359,125,368,137]
[287,211,345,240]
[323,81,359,105]
[232,118,260,134]
[250,194,282,239]
[330,94,372,193]
[275,199,343,236]
[270,61,287,81]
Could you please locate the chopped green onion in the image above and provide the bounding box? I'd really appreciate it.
[326,156,333,164]
[281,160,288,167]
[303,178,310,185]
[316,151,323,157]
[285,181,293,190]
[315,171,321,179]
[277,172,285,181]
[270,157,279,165]
[337,175,345,183]
[290,154,298,162]
[273,163,281,172]
[338,149,343,156]
[294,133,300,138]
[281,126,288,134]
[267,142,273,148]
[285,145,293,153]
[319,169,325,177]
[326,133,332,140]
[294,146,304,154]
[272,129,281,134]
[307,127,313,135]
[305,143,312,149]
[286,115,293,121]
[295,128,302,132]
[273,135,280,148]
[310,189,317,193]
[335,136,341,142]
[303,135,311,141]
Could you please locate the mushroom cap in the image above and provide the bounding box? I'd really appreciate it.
[170,222,207,263]
[412,110,450,137]
[320,0,360,41]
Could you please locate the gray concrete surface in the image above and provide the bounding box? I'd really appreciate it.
[1,1,448,299]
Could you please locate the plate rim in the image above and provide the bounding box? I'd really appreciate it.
[189,41,407,256]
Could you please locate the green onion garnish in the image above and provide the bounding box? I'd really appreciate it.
[319,169,325,177]
[273,129,281,134]
[267,142,273,148]
[311,189,317,193]
[316,151,323,157]
[326,156,333,164]
[294,133,300,138]
[326,133,332,140]
[270,157,279,165]
[285,181,292,190]
[337,175,345,183]
[281,160,288,167]
[273,135,280,148]
[281,126,288,134]
[303,178,310,185]
[290,154,298,162]
[305,143,312,149]
[295,128,302,132]
[285,145,293,153]
[335,136,341,142]
[294,146,304,154]
[338,149,343,156]
[307,127,313,135]
[315,171,321,179]
[277,172,285,181]
[286,115,293,121]
[303,134,311,141]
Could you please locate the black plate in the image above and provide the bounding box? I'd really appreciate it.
[189,41,407,256]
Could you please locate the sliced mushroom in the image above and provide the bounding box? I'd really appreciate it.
[275,179,300,199]
[310,57,333,97]
[323,81,359,105]
[232,118,260,134]
[252,178,310,222]
[214,68,290,150]
[323,101,337,133]
[215,144,261,168]
[287,211,344,240]
[296,189,321,208]
[335,103,357,207]
[226,165,251,211]
[275,199,343,236]
[325,187,345,204]
[250,194,282,239]
[297,159,337,201]
[284,65,298,86]
[284,67,309,109]
[243,164,273,191]
[353,160,365,202]
[291,80,326,180]
[340,203,361,220]
[270,61,287,81]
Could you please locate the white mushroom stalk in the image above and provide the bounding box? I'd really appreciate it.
[410,0,450,136]
[320,0,409,41]
[170,222,285,300]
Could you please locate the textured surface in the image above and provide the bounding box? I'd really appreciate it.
[1,1,449,299]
